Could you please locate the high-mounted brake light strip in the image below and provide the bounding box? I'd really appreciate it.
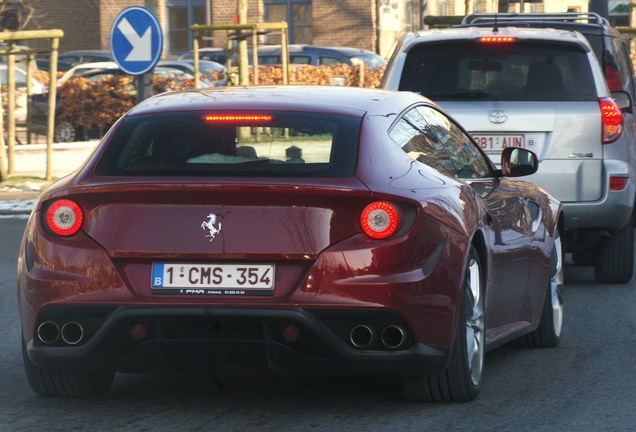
[479,36,515,43]
[203,114,273,122]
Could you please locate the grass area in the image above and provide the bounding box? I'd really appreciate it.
[0,175,57,192]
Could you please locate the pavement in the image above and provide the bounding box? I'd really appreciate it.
[0,140,99,216]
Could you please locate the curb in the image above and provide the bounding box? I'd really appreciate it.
[0,198,36,216]
[0,191,40,201]
[0,190,39,216]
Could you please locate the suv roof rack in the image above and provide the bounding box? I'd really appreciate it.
[462,12,610,26]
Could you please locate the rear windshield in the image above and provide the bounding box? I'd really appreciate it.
[399,41,597,101]
[95,111,360,177]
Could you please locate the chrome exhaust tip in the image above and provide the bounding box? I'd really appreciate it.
[61,321,84,345]
[381,325,407,349]
[350,325,374,349]
[37,321,60,344]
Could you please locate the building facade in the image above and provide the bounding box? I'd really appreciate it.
[12,0,601,60]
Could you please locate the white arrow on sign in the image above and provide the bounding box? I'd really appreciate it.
[117,17,152,61]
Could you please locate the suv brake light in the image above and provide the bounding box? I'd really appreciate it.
[599,97,623,144]
[479,36,515,44]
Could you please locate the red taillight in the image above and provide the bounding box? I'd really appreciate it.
[599,97,623,144]
[360,201,399,239]
[203,114,272,123]
[605,66,622,92]
[610,176,628,191]
[45,199,83,236]
[479,36,515,44]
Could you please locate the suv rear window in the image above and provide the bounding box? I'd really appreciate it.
[399,41,596,101]
[95,111,360,178]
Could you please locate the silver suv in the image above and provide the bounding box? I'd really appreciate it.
[382,22,636,283]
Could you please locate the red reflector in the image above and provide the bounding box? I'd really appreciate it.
[610,177,628,191]
[129,323,149,342]
[45,199,83,236]
[599,97,624,144]
[282,325,300,342]
[203,114,272,122]
[479,36,515,44]
[360,201,399,239]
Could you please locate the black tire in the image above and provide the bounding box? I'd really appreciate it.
[521,228,564,348]
[22,338,114,397]
[402,246,484,402]
[54,120,77,143]
[594,215,634,284]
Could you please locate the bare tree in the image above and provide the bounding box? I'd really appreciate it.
[0,0,42,30]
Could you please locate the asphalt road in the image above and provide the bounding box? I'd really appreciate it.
[1,216,636,431]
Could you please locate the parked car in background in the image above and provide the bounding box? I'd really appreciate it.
[179,47,230,65]
[0,65,46,124]
[256,44,386,68]
[32,61,201,142]
[382,17,636,284]
[57,49,114,66]
[157,59,228,86]
[180,44,386,69]
[35,57,74,73]
[18,85,564,402]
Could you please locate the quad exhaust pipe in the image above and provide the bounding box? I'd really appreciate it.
[350,325,374,348]
[349,324,407,349]
[380,325,407,349]
[37,321,60,345]
[61,321,84,345]
[37,320,84,345]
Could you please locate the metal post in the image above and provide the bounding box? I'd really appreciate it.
[281,26,289,85]
[46,37,60,181]
[237,0,249,86]
[7,43,16,174]
[26,53,34,144]
[193,34,200,88]
[252,30,259,85]
[0,74,5,181]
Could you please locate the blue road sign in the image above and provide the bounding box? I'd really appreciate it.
[110,6,163,76]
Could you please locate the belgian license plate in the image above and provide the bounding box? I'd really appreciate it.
[472,134,525,153]
[151,263,275,296]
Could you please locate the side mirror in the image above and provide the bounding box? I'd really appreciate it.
[611,91,632,113]
[500,147,538,177]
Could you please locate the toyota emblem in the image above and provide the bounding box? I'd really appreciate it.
[489,111,508,124]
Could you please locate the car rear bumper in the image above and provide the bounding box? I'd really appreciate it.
[531,158,635,230]
[25,305,450,377]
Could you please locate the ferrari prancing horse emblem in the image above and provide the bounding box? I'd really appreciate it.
[201,213,222,241]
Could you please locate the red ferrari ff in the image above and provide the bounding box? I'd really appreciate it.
[17,85,564,402]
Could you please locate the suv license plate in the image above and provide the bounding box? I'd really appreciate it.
[472,134,525,153]
[152,263,275,295]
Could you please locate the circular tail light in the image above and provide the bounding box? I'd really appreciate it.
[360,201,399,239]
[45,199,83,236]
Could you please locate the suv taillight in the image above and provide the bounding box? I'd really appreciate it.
[599,97,623,144]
